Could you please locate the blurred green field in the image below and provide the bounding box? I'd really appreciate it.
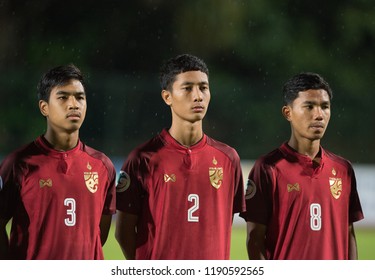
[104,225,375,260]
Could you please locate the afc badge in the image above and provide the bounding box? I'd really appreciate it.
[209,157,223,189]
[116,170,131,192]
[329,177,342,199]
[84,162,98,193]
[245,179,257,199]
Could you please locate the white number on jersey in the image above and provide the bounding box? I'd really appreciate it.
[64,198,76,226]
[310,203,321,231]
[187,194,199,222]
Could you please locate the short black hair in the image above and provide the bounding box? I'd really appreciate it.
[282,72,333,105]
[37,64,84,102]
[159,54,209,91]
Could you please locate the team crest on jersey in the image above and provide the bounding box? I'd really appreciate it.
[209,157,223,189]
[84,162,99,193]
[329,177,342,199]
[39,178,53,188]
[116,171,131,192]
[245,179,256,199]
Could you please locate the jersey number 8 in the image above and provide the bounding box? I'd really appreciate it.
[310,203,322,231]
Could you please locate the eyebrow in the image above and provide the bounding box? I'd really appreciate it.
[56,90,86,96]
[302,100,330,105]
[180,81,209,86]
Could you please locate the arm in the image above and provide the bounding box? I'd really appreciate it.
[0,218,10,259]
[99,214,113,246]
[348,223,358,260]
[115,210,138,260]
[246,221,267,260]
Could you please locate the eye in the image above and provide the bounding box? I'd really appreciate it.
[200,85,209,91]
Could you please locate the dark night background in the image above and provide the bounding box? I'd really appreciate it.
[1,0,374,164]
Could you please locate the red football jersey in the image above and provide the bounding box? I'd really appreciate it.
[116,129,245,260]
[0,136,116,259]
[240,142,364,260]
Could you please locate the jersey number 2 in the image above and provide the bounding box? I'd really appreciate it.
[188,194,199,222]
[64,198,76,226]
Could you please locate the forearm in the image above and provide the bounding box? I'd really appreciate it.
[246,222,267,260]
[348,224,358,260]
[247,239,266,260]
[116,230,136,260]
[115,211,138,260]
[0,228,10,259]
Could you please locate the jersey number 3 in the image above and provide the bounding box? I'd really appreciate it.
[64,198,76,226]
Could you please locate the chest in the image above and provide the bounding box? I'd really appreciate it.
[273,164,350,204]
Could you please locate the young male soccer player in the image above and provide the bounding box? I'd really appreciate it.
[240,72,364,260]
[0,64,116,259]
[115,54,245,260]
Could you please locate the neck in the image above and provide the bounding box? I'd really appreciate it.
[43,129,80,151]
[168,121,203,147]
[288,137,321,161]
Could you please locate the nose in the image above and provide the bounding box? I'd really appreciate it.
[314,107,323,120]
[193,86,203,102]
[68,96,79,109]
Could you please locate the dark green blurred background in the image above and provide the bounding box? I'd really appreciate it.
[1,0,374,163]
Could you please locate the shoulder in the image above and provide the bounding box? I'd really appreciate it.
[128,134,165,160]
[323,148,354,170]
[81,143,115,172]
[254,146,283,168]
[206,136,240,162]
[1,141,36,167]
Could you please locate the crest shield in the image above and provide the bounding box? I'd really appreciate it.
[209,167,223,189]
[329,177,342,199]
[84,172,99,193]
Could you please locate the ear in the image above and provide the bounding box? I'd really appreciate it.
[282,105,292,121]
[39,100,49,117]
[161,90,172,106]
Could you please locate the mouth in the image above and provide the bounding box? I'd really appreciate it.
[310,123,325,130]
[66,112,81,120]
[192,105,205,113]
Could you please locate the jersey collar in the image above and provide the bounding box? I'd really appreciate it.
[35,135,82,159]
[280,142,326,173]
[160,128,207,152]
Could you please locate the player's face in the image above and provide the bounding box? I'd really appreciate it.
[283,89,331,142]
[39,79,87,133]
[163,71,210,124]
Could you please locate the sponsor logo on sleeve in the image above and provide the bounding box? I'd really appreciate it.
[116,170,131,192]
